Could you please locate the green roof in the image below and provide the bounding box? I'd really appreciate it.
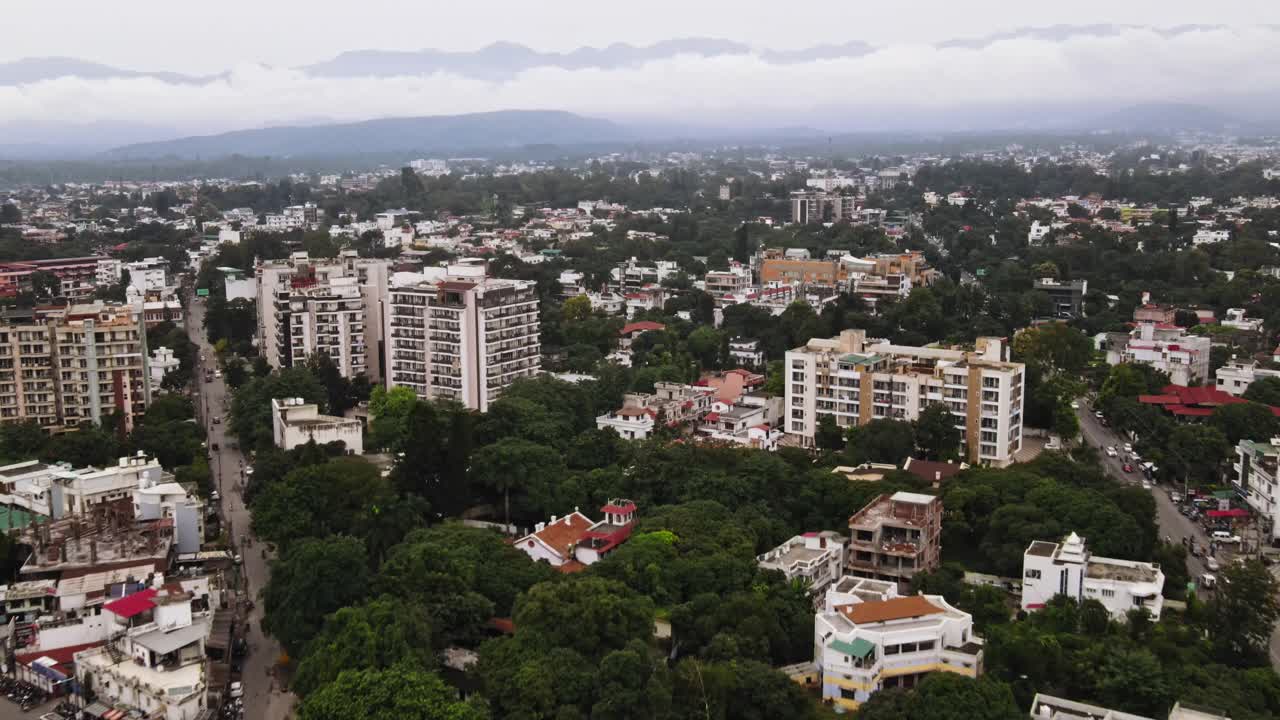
[829,638,875,659]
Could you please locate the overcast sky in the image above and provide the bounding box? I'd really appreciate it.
[3,0,1277,73]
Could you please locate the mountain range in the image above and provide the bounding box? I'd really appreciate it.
[104,110,630,160]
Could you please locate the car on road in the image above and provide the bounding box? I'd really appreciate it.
[1211,531,1242,544]
[1070,401,1080,410]
[1123,463,1133,473]
[212,416,221,424]
[1141,480,1151,490]
[1207,557,1221,572]
[229,681,243,700]
[211,442,219,451]
[1105,446,1117,457]
[215,370,222,378]
[1201,573,1217,589]
[234,553,243,565]
[1094,411,1104,419]
[1123,443,1133,453]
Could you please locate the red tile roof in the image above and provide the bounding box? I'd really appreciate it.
[903,458,963,483]
[840,596,945,624]
[526,512,594,560]
[619,321,665,336]
[103,588,157,618]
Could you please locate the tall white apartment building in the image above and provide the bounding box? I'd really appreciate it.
[1021,532,1164,620]
[255,252,390,380]
[1105,322,1211,387]
[784,330,1024,466]
[385,259,540,411]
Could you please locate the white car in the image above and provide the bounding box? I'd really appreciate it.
[1141,481,1151,490]
[229,681,244,699]
[1211,531,1242,544]
[1123,443,1133,453]
[1105,446,1117,457]
[1070,401,1080,410]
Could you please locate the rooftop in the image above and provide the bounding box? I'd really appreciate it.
[1027,540,1059,557]
[1085,556,1161,584]
[838,595,945,625]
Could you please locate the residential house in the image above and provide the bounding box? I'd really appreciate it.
[271,397,363,454]
[515,500,638,571]
[846,492,942,587]
[757,532,848,594]
[1021,532,1164,620]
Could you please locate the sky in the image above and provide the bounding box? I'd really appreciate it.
[3,0,1277,73]
[2,3,1280,146]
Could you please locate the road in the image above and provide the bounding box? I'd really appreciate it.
[1075,402,1280,668]
[187,296,295,720]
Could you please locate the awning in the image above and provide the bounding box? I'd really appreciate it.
[1207,509,1249,518]
[829,637,876,659]
[103,588,158,619]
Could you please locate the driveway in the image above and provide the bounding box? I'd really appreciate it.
[188,295,296,720]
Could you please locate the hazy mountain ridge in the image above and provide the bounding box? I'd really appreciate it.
[103,110,630,160]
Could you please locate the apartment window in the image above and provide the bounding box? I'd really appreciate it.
[983,377,1000,388]
[1100,589,1115,598]
[1025,569,1041,580]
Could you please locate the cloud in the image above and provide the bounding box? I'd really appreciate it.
[1,25,1276,143]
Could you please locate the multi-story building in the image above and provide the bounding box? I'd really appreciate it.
[703,263,752,300]
[0,302,151,432]
[1033,278,1088,318]
[1029,695,1231,720]
[791,190,857,224]
[785,330,1025,466]
[846,492,942,587]
[256,252,390,380]
[760,251,850,287]
[1021,532,1164,620]
[757,531,848,595]
[0,256,116,299]
[0,452,167,519]
[75,585,211,720]
[124,258,169,295]
[1216,358,1280,397]
[271,397,364,454]
[1234,437,1280,543]
[1105,322,1211,387]
[597,382,715,440]
[385,259,540,411]
[813,589,983,712]
[608,258,681,294]
[728,337,765,368]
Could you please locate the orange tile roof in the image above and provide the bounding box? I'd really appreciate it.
[840,596,944,624]
[530,512,593,559]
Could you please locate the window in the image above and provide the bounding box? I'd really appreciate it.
[884,644,900,656]
[1100,588,1115,598]
[1025,569,1041,579]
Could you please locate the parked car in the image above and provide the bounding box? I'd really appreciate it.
[1095,411,1105,419]
[1071,401,1080,410]
[212,416,221,424]
[1201,573,1217,589]
[1123,463,1133,473]
[1142,481,1151,490]
[1123,443,1133,453]
[229,682,244,700]
[1207,557,1221,572]
[1105,446,1117,457]
[1211,531,1242,544]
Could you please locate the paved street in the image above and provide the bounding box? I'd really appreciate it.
[187,296,295,720]
[1075,401,1280,668]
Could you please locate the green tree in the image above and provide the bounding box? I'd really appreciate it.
[263,536,371,655]
[1244,376,1280,406]
[1210,559,1280,666]
[512,576,655,658]
[293,596,436,697]
[847,419,916,464]
[1052,400,1080,443]
[1012,323,1093,373]
[469,438,565,527]
[915,404,961,460]
[367,386,421,451]
[856,673,1022,720]
[1211,402,1280,445]
[29,270,62,300]
[297,666,485,720]
[562,295,593,322]
[815,415,846,452]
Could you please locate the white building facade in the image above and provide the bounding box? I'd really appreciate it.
[785,330,1024,466]
[1106,322,1211,387]
[384,260,540,411]
[271,397,364,454]
[1021,533,1165,620]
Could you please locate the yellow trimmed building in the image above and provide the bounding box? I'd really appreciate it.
[814,589,983,711]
